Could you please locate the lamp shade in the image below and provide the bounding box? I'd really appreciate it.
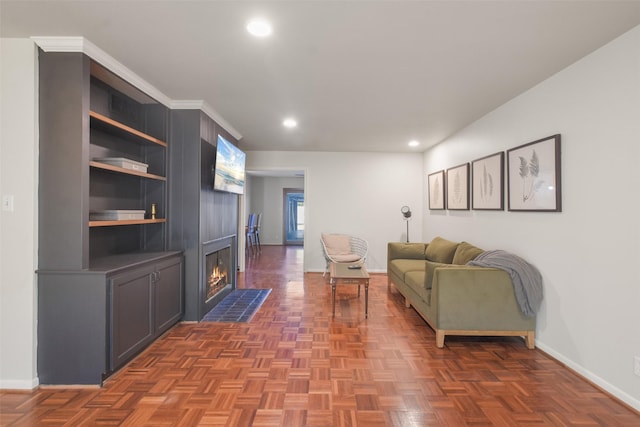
[401,205,412,219]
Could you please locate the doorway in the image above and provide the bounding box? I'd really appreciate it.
[283,188,304,245]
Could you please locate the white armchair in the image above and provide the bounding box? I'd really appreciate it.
[320,233,368,275]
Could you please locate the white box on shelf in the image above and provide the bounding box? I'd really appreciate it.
[90,210,146,221]
[93,157,149,173]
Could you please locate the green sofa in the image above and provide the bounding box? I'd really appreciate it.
[387,237,536,349]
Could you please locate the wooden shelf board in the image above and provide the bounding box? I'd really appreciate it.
[90,161,166,181]
[89,111,168,147]
[89,218,167,227]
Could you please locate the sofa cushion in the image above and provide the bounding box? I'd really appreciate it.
[425,260,451,289]
[405,270,431,305]
[388,259,427,281]
[322,233,351,255]
[389,243,427,260]
[452,241,484,265]
[405,270,426,290]
[425,237,458,264]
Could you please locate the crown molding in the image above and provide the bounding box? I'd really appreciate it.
[170,100,206,110]
[170,100,242,140]
[30,36,241,139]
[30,36,84,52]
[31,36,172,106]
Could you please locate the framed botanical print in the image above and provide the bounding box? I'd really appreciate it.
[428,170,445,210]
[446,163,469,210]
[472,151,504,210]
[507,134,561,212]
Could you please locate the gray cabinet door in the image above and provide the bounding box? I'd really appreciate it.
[154,256,184,334]
[110,267,154,370]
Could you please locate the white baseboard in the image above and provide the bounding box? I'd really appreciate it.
[536,342,640,412]
[0,377,39,390]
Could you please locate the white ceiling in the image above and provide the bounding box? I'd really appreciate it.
[2,1,640,153]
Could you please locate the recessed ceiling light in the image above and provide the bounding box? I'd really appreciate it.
[408,140,420,147]
[247,19,272,37]
[283,118,298,128]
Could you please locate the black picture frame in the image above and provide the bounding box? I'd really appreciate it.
[507,134,561,212]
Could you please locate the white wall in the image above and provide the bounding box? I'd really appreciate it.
[245,152,424,272]
[246,175,304,245]
[422,26,640,410]
[0,39,39,388]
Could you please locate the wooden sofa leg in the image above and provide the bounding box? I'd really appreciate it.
[436,330,445,348]
[525,331,535,349]
[404,297,411,308]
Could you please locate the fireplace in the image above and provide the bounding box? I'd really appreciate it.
[205,247,230,302]
[202,236,236,317]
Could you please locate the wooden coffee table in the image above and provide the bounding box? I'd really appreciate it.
[329,262,370,318]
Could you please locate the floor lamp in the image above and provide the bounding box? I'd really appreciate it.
[401,206,412,243]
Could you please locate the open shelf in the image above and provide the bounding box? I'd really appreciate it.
[90,161,166,181]
[90,111,168,147]
[89,218,167,227]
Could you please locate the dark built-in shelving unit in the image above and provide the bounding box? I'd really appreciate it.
[37,52,184,385]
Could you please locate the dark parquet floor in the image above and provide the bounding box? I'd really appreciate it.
[1,245,639,426]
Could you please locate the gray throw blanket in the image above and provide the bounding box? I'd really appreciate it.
[468,250,543,317]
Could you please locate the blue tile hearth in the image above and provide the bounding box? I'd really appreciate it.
[201,289,271,322]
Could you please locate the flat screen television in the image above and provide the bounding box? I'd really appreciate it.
[213,135,246,194]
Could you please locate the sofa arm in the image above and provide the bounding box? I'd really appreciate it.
[431,266,535,332]
[387,242,427,262]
